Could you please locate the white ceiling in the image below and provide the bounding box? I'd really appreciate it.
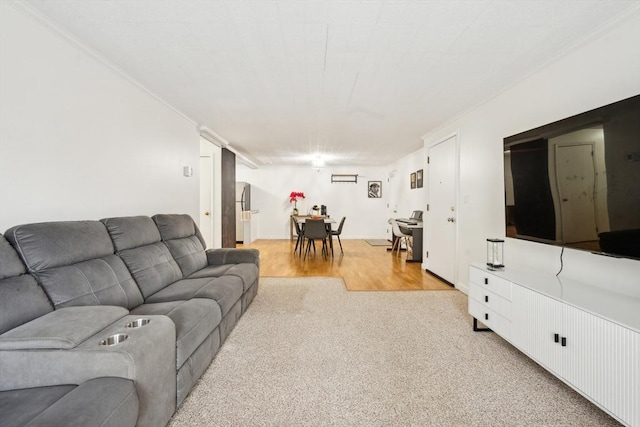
[24,0,638,167]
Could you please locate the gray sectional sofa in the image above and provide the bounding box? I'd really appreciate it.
[0,214,259,427]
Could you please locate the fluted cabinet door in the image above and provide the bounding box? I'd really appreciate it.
[511,284,563,372]
[511,283,639,427]
[562,305,639,427]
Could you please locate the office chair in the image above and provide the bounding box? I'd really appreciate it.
[331,217,346,254]
[391,219,413,258]
[303,219,329,260]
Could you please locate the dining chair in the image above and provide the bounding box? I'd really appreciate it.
[391,219,413,258]
[330,217,346,254]
[303,219,329,260]
[293,217,304,256]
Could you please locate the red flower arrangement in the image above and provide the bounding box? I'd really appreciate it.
[290,192,305,214]
[289,191,305,205]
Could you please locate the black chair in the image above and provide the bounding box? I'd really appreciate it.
[293,217,304,256]
[331,217,346,254]
[303,219,329,260]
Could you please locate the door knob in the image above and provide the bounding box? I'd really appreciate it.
[204,211,210,216]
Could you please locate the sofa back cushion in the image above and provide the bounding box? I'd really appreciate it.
[102,216,183,298]
[152,214,207,277]
[0,234,53,335]
[4,221,143,310]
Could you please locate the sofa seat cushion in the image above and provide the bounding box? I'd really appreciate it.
[0,384,74,427]
[0,377,138,427]
[0,306,129,350]
[131,299,221,368]
[187,263,258,292]
[222,263,259,292]
[144,277,243,317]
[186,264,234,279]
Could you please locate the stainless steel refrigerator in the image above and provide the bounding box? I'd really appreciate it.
[236,182,251,242]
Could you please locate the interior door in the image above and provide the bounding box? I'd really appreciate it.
[425,135,457,284]
[555,144,598,243]
[199,155,214,249]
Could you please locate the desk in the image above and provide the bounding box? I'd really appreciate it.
[389,221,423,263]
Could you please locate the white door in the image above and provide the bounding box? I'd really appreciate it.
[199,156,214,249]
[425,135,457,284]
[555,144,598,243]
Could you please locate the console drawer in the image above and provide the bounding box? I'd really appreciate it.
[469,266,512,301]
[469,282,512,320]
[469,297,511,340]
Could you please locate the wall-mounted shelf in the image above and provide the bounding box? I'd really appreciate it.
[331,174,358,183]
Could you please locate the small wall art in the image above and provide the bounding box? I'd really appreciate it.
[410,172,416,189]
[416,169,423,188]
[368,181,382,198]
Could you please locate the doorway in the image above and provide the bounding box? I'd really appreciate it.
[425,134,458,285]
[555,143,598,243]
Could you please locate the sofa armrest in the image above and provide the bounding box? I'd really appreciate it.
[0,306,128,350]
[206,248,259,267]
[0,314,176,427]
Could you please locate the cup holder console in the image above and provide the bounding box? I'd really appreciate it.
[100,333,129,346]
[98,318,151,346]
[125,318,151,328]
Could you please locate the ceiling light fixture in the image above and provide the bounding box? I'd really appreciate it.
[312,156,325,172]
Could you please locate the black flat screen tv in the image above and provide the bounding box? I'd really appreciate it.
[504,94,640,260]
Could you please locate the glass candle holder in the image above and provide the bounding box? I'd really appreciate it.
[486,238,504,269]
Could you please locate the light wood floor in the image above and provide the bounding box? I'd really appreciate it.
[239,239,454,291]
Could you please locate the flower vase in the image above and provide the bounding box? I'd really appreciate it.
[292,206,299,216]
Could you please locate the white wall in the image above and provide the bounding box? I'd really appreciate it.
[0,3,200,231]
[422,8,640,291]
[237,164,395,239]
[387,148,427,223]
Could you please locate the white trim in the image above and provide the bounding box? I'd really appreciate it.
[199,126,229,148]
[199,126,258,169]
[230,148,259,170]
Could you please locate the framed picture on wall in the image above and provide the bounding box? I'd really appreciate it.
[410,172,416,189]
[416,169,423,188]
[368,181,382,198]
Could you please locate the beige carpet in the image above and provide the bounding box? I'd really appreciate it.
[169,277,619,427]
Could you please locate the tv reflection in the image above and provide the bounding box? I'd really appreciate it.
[504,95,640,259]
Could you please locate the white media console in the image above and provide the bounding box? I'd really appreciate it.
[468,262,639,426]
